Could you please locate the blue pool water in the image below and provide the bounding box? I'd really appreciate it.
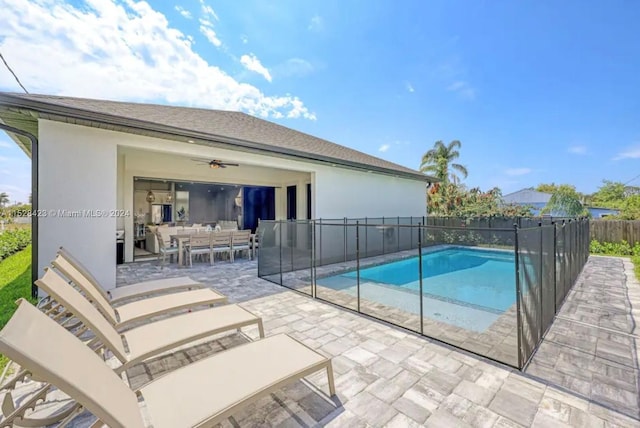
[319,247,516,314]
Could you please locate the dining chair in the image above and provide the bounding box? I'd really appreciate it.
[231,230,252,262]
[185,233,213,266]
[155,230,179,268]
[211,233,232,263]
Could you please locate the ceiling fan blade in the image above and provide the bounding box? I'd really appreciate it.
[223,163,239,167]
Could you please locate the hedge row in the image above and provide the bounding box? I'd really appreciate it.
[0,229,31,261]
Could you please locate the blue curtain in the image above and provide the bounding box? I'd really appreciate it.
[162,204,172,223]
[243,187,275,232]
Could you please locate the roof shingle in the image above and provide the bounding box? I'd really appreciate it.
[0,93,433,181]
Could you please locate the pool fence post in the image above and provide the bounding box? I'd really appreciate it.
[318,218,322,267]
[514,223,523,369]
[552,222,557,313]
[382,216,385,255]
[365,217,368,258]
[538,222,544,341]
[279,220,283,287]
[311,219,316,298]
[356,220,361,313]
[344,217,347,262]
[418,221,424,336]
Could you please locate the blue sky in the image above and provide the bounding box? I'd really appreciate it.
[0,0,639,204]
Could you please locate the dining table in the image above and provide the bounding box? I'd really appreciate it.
[169,233,193,267]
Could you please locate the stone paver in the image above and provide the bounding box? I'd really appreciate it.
[525,256,640,420]
[21,255,638,427]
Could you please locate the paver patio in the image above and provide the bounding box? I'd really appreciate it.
[21,254,639,427]
[113,254,640,427]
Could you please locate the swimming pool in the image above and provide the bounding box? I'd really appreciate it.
[316,247,516,331]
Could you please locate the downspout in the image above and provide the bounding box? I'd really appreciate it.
[0,124,38,298]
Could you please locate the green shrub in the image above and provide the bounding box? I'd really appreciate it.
[589,239,640,256]
[0,229,31,261]
[0,245,34,372]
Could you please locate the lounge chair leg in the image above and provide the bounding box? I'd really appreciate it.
[258,319,265,338]
[326,361,336,396]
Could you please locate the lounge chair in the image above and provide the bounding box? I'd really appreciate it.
[0,300,335,428]
[51,254,227,328]
[35,268,264,374]
[57,247,204,304]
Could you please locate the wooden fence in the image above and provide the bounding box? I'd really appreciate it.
[589,220,640,245]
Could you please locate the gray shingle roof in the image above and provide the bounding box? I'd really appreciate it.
[502,188,552,204]
[0,93,433,182]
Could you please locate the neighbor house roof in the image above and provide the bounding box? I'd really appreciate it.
[0,93,435,182]
[502,188,552,204]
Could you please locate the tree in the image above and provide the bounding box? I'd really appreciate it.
[616,195,640,219]
[591,180,626,208]
[0,192,9,208]
[428,183,532,218]
[420,140,468,184]
[535,183,560,194]
[541,187,589,217]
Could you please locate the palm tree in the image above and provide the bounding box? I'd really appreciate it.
[0,192,9,208]
[420,140,468,184]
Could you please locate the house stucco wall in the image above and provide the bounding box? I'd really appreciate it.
[36,120,427,290]
[313,168,427,218]
[38,120,117,289]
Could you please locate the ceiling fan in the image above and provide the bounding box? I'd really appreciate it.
[191,159,239,169]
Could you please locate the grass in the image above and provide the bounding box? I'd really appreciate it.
[632,255,640,281]
[0,245,35,372]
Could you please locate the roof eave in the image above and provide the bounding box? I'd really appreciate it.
[0,93,435,183]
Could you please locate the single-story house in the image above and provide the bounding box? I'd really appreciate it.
[0,93,434,292]
[502,188,619,218]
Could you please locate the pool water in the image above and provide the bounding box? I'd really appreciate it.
[345,248,515,312]
[316,247,516,332]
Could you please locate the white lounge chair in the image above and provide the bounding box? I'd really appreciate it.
[0,300,335,428]
[57,247,204,304]
[35,268,264,374]
[51,254,227,328]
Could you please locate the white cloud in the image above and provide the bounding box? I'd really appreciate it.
[273,58,314,79]
[567,145,587,155]
[0,0,315,120]
[504,168,532,176]
[405,82,415,93]
[240,34,248,44]
[199,24,222,47]
[308,15,324,32]
[613,144,640,160]
[199,0,219,20]
[0,141,12,148]
[447,80,475,100]
[175,5,192,19]
[378,144,390,153]
[196,0,221,47]
[240,53,272,82]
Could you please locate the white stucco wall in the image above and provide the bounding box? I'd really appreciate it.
[36,120,427,289]
[38,120,117,289]
[314,168,427,218]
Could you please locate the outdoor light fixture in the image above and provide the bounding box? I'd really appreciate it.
[166,193,173,203]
